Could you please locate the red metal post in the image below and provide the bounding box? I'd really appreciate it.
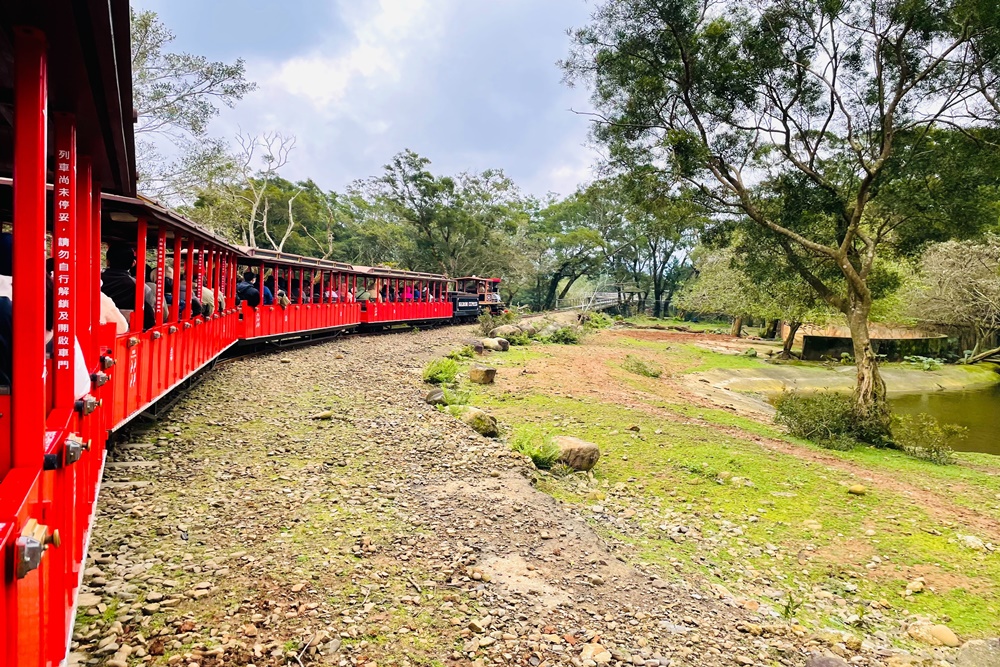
[90,181,101,363]
[52,114,77,408]
[75,157,92,369]
[197,242,205,313]
[132,218,147,333]
[184,237,194,319]
[154,228,166,326]
[171,236,182,323]
[12,26,48,468]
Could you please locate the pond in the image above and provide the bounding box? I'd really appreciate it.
[890,383,1000,455]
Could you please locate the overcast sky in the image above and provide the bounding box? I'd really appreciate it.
[134,0,602,199]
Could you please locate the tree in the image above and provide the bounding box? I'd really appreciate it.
[132,9,255,203]
[908,235,1000,357]
[564,0,1000,431]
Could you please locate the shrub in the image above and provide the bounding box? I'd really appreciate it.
[623,354,662,378]
[511,428,561,469]
[903,355,944,371]
[774,391,894,449]
[893,414,962,465]
[422,358,459,384]
[506,331,531,346]
[441,388,470,406]
[447,345,476,360]
[547,326,582,345]
[581,311,613,330]
[478,311,519,336]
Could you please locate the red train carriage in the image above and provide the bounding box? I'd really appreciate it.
[0,2,136,664]
[237,246,363,343]
[355,265,453,327]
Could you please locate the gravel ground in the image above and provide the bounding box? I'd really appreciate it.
[71,326,865,667]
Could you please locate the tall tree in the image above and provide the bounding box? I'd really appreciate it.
[132,9,255,203]
[564,0,1000,431]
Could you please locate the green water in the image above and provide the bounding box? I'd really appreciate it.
[890,384,1000,455]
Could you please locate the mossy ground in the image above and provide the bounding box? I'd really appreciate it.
[461,330,1000,639]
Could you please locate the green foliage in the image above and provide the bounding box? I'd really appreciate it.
[422,358,459,385]
[622,355,662,378]
[893,414,963,465]
[774,392,894,450]
[581,311,614,330]
[441,388,471,407]
[511,428,562,469]
[546,327,582,345]
[477,311,520,336]
[505,331,531,346]
[903,356,944,372]
[447,346,476,361]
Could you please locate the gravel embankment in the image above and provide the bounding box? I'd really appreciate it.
[71,327,853,667]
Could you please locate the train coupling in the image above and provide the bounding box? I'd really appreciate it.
[16,519,60,579]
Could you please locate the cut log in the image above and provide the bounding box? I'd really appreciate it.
[966,345,1000,365]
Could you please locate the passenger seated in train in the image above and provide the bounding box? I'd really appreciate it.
[176,274,203,318]
[101,243,157,330]
[236,271,261,308]
[254,273,273,305]
[0,232,89,395]
[200,284,214,318]
[144,265,169,321]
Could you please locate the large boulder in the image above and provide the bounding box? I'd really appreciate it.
[462,339,485,355]
[481,338,509,352]
[907,621,961,647]
[425,388,446,405]
[460,407,499,438]
[519,321,539,336]
[957,639,1000,667]
[469,365,497,384]
[490,324,522,338]
[538,323,561,338]
[553,436,601,472]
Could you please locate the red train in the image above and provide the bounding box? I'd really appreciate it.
[0,4,502,665]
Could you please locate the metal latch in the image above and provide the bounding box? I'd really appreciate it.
[64,435,90,466]
[16,519,59,579]
[100,354,116,370]
[168,326,178,334]
[75,395,100,416]
[127,336,140,348]
[151,331,162,340]
[183,322,192,330]
[90,371,109,387]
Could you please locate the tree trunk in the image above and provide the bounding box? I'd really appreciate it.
[845,301,890,437]
[780,321,801,359]
[730,316,743,338]
[762,319,780,339]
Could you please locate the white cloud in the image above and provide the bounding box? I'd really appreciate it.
[255,0,444,112]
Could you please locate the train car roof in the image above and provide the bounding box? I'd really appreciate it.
[0,0,136,195]
[455,276,502,283]
[239,246,355,272]
[101,193,239,249]
[352,265,449,281]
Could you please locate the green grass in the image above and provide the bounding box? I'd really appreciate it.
[463,334,1000,638]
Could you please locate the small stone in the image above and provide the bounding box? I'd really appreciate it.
[552,436,601,472]
[291,583,305,593]
[905,579,925,594]
[580,643,612,665]
[425,388,446,405]
[958,534,985,551]
[848,484,867,496]
[805,657,850,667]
[145,591,164,603]
[957,638,1000,667]
[141,603,160,615]
[243,624,258,638]
[459,407,499,438]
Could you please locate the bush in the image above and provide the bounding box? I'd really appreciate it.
[511,428,561,469]
[774,391,894,449]
[893,414,962,465]
[447,345,476,360]
[422,358,459,384]
[478,311,519,336]
[581,311,613,330]
[903,355,944,371]
[547,327,582,345]
[622,354,662,378]
[506,331,531,346]
[442,388,470,406]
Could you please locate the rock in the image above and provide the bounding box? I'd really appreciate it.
[958,534,986,550]
[905,579,925,594]
[77,593,101,608]
[494,337,509,351]
[425,388,446,405]
[481,338,505,352]
[907,621,960,647]
[957,638,1000,666]
[490,325,522,338]
[553,436,601,472]
[848,484,867,495]
[734,657,754,666]
[460,408,499,438]
[805,657,850,667]
[145,591,164,603]
[519,321,539,336]
[469,365,497,384]
[141,603,160,615]
[309,410,336,420]
[580,643,612,664]
[462,339,485,354]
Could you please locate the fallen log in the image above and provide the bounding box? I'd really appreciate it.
[965,345,1000,364]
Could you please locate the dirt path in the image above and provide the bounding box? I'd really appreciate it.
[71,327,844,667]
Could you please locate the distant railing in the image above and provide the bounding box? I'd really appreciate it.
[555,292,621,312]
